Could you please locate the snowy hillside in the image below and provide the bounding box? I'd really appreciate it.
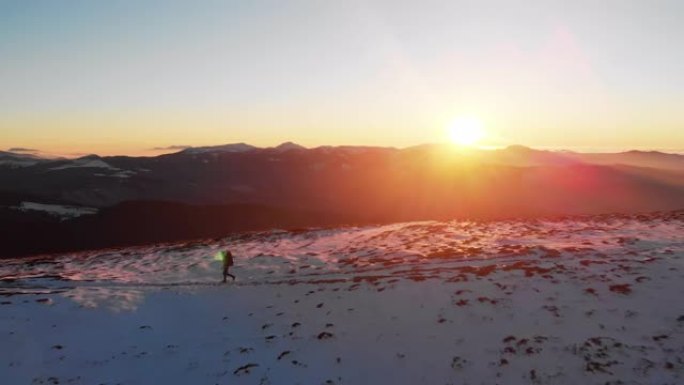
[1,211,683,384]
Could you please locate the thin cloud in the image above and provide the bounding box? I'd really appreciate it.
[150,145,191,151]
[8,147,39,153]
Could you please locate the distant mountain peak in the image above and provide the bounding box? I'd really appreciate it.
[49,155,118,171]
[78,154,102,160]
[503,145,535,153]
[0,150,46,168]
[624,150,664,155]
[274,142,306,152]
[1,150,41,159]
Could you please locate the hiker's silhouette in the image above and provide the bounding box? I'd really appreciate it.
[222,250,235,283]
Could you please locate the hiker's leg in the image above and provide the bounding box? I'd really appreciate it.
[228,273,236,281]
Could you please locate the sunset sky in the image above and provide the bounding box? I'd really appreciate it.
[1,0,683,156]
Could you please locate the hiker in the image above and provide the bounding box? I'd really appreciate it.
[221,250,236,283]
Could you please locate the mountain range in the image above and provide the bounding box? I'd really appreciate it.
[1,143,682,258]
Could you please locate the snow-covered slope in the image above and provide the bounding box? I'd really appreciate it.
[48,156,119,171]
[0,212,682,384]
[181,143,258,154]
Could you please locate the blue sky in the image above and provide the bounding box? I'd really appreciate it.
[1,0,683,155]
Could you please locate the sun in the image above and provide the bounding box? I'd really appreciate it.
[448,117,485,146]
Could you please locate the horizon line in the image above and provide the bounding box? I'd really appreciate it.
[4,142,684,159]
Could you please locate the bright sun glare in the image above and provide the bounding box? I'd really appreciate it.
[448,117,485,146]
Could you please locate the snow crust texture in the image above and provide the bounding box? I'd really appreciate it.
[1,211,683,385]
